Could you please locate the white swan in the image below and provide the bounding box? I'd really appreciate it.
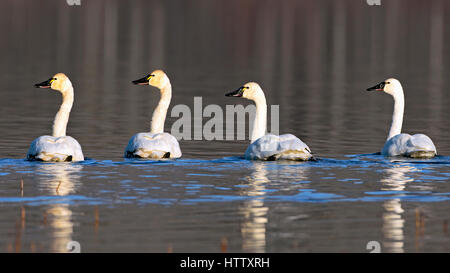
[367,78,437,158]
[226,82,313,161]
[27,73,84,162]
[124,70,181,159]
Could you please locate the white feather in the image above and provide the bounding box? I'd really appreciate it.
[368,78,437,158]
[227,82,313,161]
[382,133,437,157]
[125,71,182,159]
[125,132,181,159]
[245,133,312,161]
[27,73,84,162]
[27,135,84,162]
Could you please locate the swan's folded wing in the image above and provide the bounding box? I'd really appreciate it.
[125,132,182,158]
[278,134,313,160]
[245,134,312,160]
[382,133,412,156]
[279,134,312,154]
[407,134,437,153]
[245,134,281,160]
[27,135,84,161]
[382,133,436,157]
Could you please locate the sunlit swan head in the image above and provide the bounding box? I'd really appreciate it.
[367,78,403,96]
[132,70,170,89]
[35,73,72,93]
[225,82,265,101]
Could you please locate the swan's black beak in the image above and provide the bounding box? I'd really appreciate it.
[367,82,385,91]
[225,87,244,97]
[132,74,151,85]
[34,78,54,88]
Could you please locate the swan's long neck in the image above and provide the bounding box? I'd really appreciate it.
[52,86,74,137]
[387,88,404,140]
[151,83,172,134]
[251,94,267,143]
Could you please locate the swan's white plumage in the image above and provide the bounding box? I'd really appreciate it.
[27,135,84,162]
[226,82,313,161]
[125,70,181,159]
[245,133,312,161]
[125,132,181,159]
[367,78,437,158]
[382,133,437,157]
[27,73,84,162]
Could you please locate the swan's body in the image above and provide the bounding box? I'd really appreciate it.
[28,136,83,162]
[226,82,313,161]
[382,133,436,158]
[367,78,437,158]
[245,133,312,161]
[125,132,181,159]
[125,70,181,159]
[27,73,84,162]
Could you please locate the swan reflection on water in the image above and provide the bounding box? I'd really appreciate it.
[380,163,415,253]
[239,162,309,252]
[239,162,269,252]
[36,163,82,253]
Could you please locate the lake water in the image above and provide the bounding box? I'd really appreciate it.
[0,0,449,253]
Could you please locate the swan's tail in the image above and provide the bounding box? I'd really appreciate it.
[406,150,436,159]
[27,152,73,162]
[265,150,313,161]
[125,149,171,159]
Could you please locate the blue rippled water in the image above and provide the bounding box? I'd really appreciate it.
[1,155,449,207]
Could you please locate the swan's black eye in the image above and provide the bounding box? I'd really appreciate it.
[386,82,390,84]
